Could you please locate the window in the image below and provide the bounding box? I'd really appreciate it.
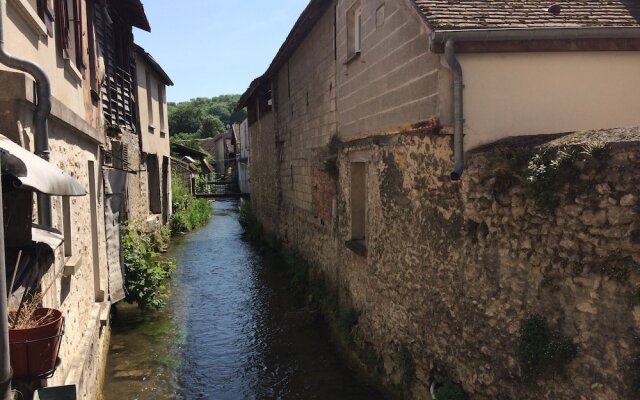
[346,161,367,256]
[350,162,366,241]
[158,83,166,134]
[62,196,72,258]
[56,0,85,73]
[347,1,362,60]
[37,0,55,37]
[146,71,154,131]
[147,154,161,214]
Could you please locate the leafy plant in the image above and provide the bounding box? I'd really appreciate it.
[238,198,263,242]
[323,134,341,181]
[400,345,416,387]
[435,377,470,400]
[338,306,360,342]
[122,226,176,311]
[518,315,577,380]
[170,174,212,235]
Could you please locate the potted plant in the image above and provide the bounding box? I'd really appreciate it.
[8,292,64,379]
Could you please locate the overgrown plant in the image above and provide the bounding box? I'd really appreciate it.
[323,134,341,181]
[171,174,212,234]
[434,377,470,400]
[238,198,263,242]
[122,225,175,311]
[488,140,608,209]
[399,345,416,387]
[517,315,577,380]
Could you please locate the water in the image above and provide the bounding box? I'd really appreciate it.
[102,201,383,400]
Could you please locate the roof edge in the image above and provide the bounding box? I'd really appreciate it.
[134,44,174,86]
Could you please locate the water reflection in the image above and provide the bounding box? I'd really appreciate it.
[103,201,382,400]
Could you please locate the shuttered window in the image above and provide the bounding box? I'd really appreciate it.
[56,0,85,72]
[37,0,55,37]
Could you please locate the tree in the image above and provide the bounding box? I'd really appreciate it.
[198,115,226,138]
[169,103,203,134]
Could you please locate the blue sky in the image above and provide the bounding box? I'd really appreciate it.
[134,0,309,103]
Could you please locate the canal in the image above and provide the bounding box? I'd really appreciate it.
[102,200,383,399]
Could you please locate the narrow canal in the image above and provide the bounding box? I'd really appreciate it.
[102,200,383,399]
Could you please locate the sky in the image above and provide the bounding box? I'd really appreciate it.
[134,0,309,103]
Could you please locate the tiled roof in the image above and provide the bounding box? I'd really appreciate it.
[413,1,640,30]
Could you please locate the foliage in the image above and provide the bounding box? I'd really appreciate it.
[338,306,360,342]
[627,353,640,396]
[198,115,226,138]
[170,174,212,235]
[122,225,175,311]
[517,315,577,380]
[399,345,416,387]
[488,140,608,209]
[168,95,246,138]
[523,149,572,208]
[435,378,470,400]
[151,224,171,253]
[323,134,341,181]
[238,198,263,242]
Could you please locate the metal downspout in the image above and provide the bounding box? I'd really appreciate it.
[444,38,464,180]
[0,0,53,226]
[0,153,11,400]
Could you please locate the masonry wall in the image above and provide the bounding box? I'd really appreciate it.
[4,113,112,400]
[274,0,337,227]
[317,129,638,400]
[336,0,449,139]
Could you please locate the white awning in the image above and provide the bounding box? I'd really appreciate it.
[0,134,86,196]
[31,224,64,250]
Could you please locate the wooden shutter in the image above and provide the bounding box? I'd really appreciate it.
[56,0,70,53]
[37,0,55,37]
[72,0,85,70]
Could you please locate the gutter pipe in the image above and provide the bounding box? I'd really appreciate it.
[0,0,53,225]
[431,26,640,180]
[0,154,10,400]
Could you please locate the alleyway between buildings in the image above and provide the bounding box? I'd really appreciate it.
[102,201,382,399]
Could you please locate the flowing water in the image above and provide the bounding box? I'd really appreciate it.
[102,200,383,400]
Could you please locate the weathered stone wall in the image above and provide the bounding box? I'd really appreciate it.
[313,128,638,400]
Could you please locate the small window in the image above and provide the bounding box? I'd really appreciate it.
[158,84,166,133]
[146,71,154,130]
[350,162,366,241]
[347,1,362,60]
[57,0,85,72]
[62,196,72,258]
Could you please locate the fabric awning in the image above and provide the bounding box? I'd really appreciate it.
[0,134,87,196]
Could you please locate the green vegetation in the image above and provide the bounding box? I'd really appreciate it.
[399,345,416,387]
[122,225,175,311]
[169,95,246,141]
[488,139,608,208]
[435,377,470,400]
[238,199,263,242]
[517,315,577,380]
[323,134,341,181]
[170,174,212,234]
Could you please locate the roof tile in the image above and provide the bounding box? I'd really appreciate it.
[413,1,640,30]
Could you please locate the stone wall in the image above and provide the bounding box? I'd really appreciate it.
[282,127,639,400]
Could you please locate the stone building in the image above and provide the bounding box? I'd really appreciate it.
[129,44,174,229]
[0,0,170,398]
[239,1,640,398]
[237,118,250,194]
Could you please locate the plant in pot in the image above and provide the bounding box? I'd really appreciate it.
[8,290,64,380]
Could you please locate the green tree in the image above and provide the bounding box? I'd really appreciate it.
[169,103,203,134]
[198,115,226,138]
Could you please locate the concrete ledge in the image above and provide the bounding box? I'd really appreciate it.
[0,70,103,145]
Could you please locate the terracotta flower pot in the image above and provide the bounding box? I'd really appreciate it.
[9,308,64,379]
